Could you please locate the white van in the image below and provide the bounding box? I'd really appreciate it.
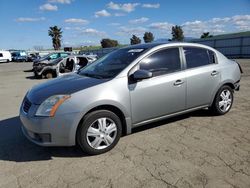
[0,51,12,62]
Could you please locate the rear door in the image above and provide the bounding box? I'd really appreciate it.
[182,47,220,108]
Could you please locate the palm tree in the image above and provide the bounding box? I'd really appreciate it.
[200,32,213,39]
[48,26,62,50]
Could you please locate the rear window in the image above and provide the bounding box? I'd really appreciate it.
[184,47,216,69]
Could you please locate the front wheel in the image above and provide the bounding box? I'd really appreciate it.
[211,85,234,115]
[77,110,122,155]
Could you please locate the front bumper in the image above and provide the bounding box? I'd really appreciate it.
[19,101,82,146]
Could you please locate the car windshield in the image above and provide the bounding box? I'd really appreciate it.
[50,57,63,65]
[79,48,147,79]
[39,54,50,61]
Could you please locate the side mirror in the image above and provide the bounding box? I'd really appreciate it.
[131,69,153,81]
[47,57,51,61]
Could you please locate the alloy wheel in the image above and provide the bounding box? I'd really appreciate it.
[219,89,232,113]
[86,118,117,150]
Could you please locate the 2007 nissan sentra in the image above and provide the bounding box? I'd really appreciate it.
[20,42,242,155]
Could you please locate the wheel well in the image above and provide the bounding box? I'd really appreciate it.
[80,105,127,136]
[223,83,234,90]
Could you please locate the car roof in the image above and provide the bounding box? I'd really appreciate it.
[122,42,215,51]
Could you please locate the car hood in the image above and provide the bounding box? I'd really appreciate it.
[27,74,108,104]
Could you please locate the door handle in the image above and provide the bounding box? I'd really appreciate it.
[211,70,219,76]
[174,79,184,86]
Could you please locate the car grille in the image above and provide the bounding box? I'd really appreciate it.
[23,98,32,113]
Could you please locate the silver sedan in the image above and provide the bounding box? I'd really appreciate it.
[20,42,242,155]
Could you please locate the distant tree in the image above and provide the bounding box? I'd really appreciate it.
[200,32,213,39]
[171,25,184,41]
[100,38,119,48]
[48,26,62,50]
[130,35,141,45]
[143,32,154,43]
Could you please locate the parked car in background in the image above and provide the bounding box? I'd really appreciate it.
[11,51,28,62]
[33,52,71,68]
[0,51,12,62]
[33,55,96,78]
[20,42,242,155]
[27,53,40,62]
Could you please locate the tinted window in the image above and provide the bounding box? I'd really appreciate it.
[0,53,3,57]
[139,48,181,77]
[208,50,216,64]
[61,53,69,58]
[50,54,59,59]
[184,47,215,69]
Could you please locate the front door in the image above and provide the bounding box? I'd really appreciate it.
[129,48,186,124]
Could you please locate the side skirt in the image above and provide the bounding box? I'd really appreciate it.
[132,105,209,128]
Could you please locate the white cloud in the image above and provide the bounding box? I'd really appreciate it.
[116,26,146,36]
[231,15,250,30]
[210,17,231,24]
[181,15,250,36]
[149,22,173,31]
[16,17,46,22]
[39,3,58,11]
[95,10,111,18]
[129,17,149,24]
[107,1,140,13]
[64,26,84,31]
[48,0,72,4]
[64,18,89,24]
[142,3,160,8]
[81,28,107,37]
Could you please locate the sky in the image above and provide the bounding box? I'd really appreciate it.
[0,0,250,50]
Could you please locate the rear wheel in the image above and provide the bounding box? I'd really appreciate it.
[211,85,234,115]
[77,110,122,155]
[44,71,54,79]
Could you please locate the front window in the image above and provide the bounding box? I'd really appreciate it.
[79,48,147,79]
[139,48,181,77]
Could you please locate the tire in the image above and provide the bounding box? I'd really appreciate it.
[77,110,122,155]
[45,72,53,79]
[211,85,234,115]
[34,72,40,79]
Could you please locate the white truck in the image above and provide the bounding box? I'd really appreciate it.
[0,51,12,62]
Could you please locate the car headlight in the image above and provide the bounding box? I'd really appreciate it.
[36,95,70,117]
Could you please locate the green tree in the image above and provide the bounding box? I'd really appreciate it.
[171,25,184,41]
[100,38,119,48]
[143,32,154,43]
[200,32,213,39]
[130,35,141,45]
[48,26,62,50]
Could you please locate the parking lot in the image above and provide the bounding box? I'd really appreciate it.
[0,60,250,188]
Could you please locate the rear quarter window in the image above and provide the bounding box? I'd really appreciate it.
[0,53,3,57]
